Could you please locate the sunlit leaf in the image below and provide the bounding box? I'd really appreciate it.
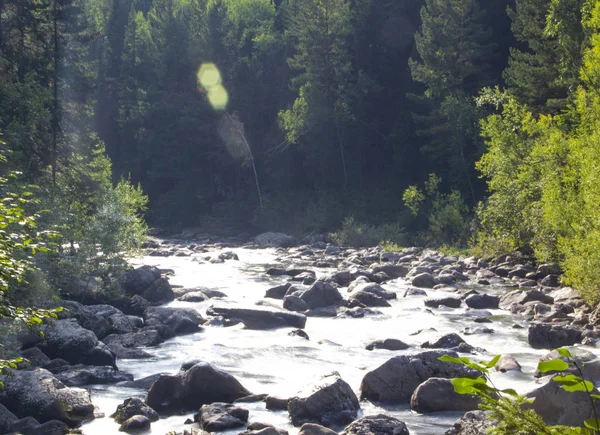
[538,359,569,373]
[557,348,573,358]
[485,355,501,369]
[584,418,600,430]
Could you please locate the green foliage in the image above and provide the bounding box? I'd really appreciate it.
[331,216,405,248]
[440,350,600,435]
[402,174,472,246]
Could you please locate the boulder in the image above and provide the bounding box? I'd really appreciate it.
[411,273,436,288]
[118,415,151,433]
[78,313,111,340]
[120,266,161,296]
[198,403,249,431]
[422,333,467,349]
[255,232,296,248]
[179,291,209,302]
[103,330,161,359]
[144,307,204,335]
[297,423,338,435]
[349,290,390,307]
[424,297,462,309]
[0,368,94,426]
[141,277,174,303]
[499,290,554,310]
[540,275,561,287]
[444,410,493,435]
[146,362,252,414]
[332,271,353,287]
[19,347,51,368]
[265,396,289,410]
[465,294,499,309]
[525,375,600,426]
[300,281,344,309]
[108,295,150,317]
[207,307,306,329]
[111,397,159,423]
[55,365,133,387]
[340,414,410,435]
[371,264,409,279]
[120,373,166,390]
[551,287,585,309]
[284,295,310,312]
[411,378,480,413]
[365,339,409,351]
[527,323,582,349]
[108,314,137,335]
[360,350,476,403]
[265,283,292,299]
[0,403,18,434]
[494,355,522,373]
[288,373,360,427]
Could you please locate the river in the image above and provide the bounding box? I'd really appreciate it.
[81,245,558,435]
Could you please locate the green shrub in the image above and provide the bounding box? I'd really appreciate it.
[331,216,405,248]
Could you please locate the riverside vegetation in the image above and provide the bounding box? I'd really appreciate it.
[3,0,600,434]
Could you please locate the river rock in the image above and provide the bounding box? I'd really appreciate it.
[349,290,390,307]
[120,266,174,303]
[19,347,51,368]
[55,365,133,387]
[412,273,436,288]
[78,313,111,340]
[0,403,18,433]
[0,368,94,426]
[198,403,249,431]
[108,314,137,335]
[551,287,585,308]
[241,425,289,435]
[120,373,166,390]
[284,295,310,312]
[207,307,306,329]
[360,350,476,403]
[146,362,252,413]
[527,323,582,349]
[365,339,409,351]
[119,415,151,432]
[297,423,338,435]
[332,271,353,287]
[444,410,493,435]
[144,307,204,335]
[111,397,159,423]
[103,330,161,358]
[525,375,600,426]
[371,264,408,279]
[300,281,344,309]
[288,373,360,427]
[108,295,150,317]
[265,396,289,410]
[494,355,522,372]
[421,333,467,349]
[340,414,409,435]
[465,294,499,309]
[411,378,480,413]
[424,297,462,309]
[266,283,292,299]
[255,232,296,248]
[179,291,209,302]
[499,289,554,311]
[350,283,396,299]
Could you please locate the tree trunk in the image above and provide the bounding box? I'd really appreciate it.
[52,0,59,186]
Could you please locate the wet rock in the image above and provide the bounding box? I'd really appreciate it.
[444,410,493,435]
[424,297,462,309]
[527,323,582,349]
[108,314,137,335]
[198,403,249,431]
[421,333,467,349]
[289,329,310,340]
[404,288,427,297]
[103,330,161,358]
[240,426,289,435]
[9,417,42,435]
[525,375,600,426]
[349,290,390,307]
[332,271,353,287]
[112,397,159,423]
[0,368,94,426]
[255,232,296,248]
[464,294,499,309]
[411,273,436,289]
[207,307,306,329]
[371,264,408,279]
[411,378,480,413]
[365,339,409,351]
[119,415,151,432]
[494,355,522,373]
[288,373,360,427]
[120,373,166,390]
[179,291,209,302]
[265,395,289,410]
[283,295,310,312]
[55,365,133,387]
[300,281,344,310]
[297,423,338,435]
[360,350,476,403]
[350,283,396,300]
[340,414,409,435]
[265,283,292,299]
[234,394,269,403]
[121,266,174,303]
[499,290,554,311]
[108,295,150,317]
[146,362,252,414]
[144,307,204,335]
[0,403,18,433]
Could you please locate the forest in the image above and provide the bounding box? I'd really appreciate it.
[2,0,600,303]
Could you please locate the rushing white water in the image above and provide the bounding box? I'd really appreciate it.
[81,246,561,435]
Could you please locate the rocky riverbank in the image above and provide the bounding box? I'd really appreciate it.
[1,231,598,435]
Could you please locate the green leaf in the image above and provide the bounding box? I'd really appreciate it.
[485,355,501,369]
[590,394,600,400]
[538,359,569,373]
[584,418,600,430]
[500,388,519,397]
[553,374,594,392]
[439,355,470,365]
[451,377,488,395]
[557,348,573,358]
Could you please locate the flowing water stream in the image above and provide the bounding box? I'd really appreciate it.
[81,245,563,435]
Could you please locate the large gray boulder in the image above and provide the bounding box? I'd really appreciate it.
[54,365,133,387]
[146,362,251,414]
[444,411,493,435]
[300,281,344,309]
[288,373,360,428]
[119,415,151,433]
[111,397,159,424]
[371,264,409,279]
[411,273,436,288]
[340,414,410,435]
[121,266,174,303]
[360,351,476,403]
[198,403,249,431]
[411,378,480,413]
[527,323,582,349]
[465,294,499,309]
[0,403,18,434]
[0,368,94,426]
[144,306,204,335]
[207,307,306,329]
[499,290,553,310]
[255,232,296,248]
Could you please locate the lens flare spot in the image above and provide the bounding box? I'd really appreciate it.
[198,63,222,89]
[207,84,229,110]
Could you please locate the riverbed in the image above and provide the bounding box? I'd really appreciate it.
[81,245,561,435]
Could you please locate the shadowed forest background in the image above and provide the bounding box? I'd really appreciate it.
[3,0,600,303]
